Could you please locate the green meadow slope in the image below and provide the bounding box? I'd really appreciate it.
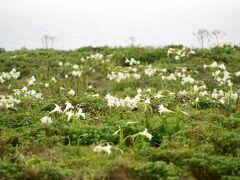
[0,45,240,179]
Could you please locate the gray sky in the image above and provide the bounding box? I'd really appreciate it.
[0,0,240,50]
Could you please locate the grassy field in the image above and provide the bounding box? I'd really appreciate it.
[0,45,240,179]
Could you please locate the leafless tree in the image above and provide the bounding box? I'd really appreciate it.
[129,36,137,47]
[193,29,211,49]
[41,35,55,49]
[211,30,225,45]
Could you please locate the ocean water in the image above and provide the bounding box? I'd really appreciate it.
[0,0,240,50]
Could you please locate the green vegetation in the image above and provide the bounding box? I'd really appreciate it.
[0,45,240,179]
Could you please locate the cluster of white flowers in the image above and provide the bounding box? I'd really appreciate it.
[105,93,142,109]
[234,71,240,77]
[60,62,81,69]
[191,84,208,97]
[193,84,207,93]
[107,72,129,82]
[27,76,36,86]
[183,75,196,85]
[212,42,235,48]
[181,75,196,85]
[126,67,138,73]
[0,95,20,109]
[193,85,238,105]
[107,71,141,82]
[204,62,232,87]
[125,58,140,66]
[203,61,226,70]
[210,89,238,105]
[0,68,20,83]
[88,53,104,60]
[48,101,85,121]
[160,67,196,85]
[88,67,96,73]
[161,73,177,81]
[87,93,100,98]
[13,86,43,100]
[136,88,154,96]
[59,62,82,78]
[81,53,104,62]
[41,116,52,124]
[144,65,157,77]
[198,90,209,97]
[72,64,79,70]
[71,70,82,77]
[179,90,189,95]
[167,48,195,60]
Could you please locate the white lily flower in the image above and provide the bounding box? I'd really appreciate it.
[49,104,62,114]
[0,68,20,84]
[145,88,151,92]
[219,98,225,105]
[235,71,240,77]
[65,111,74,121]
[137,88,142,94]
[158,104,175,114]
[22,86,28,92]
[75,108,85,119]
[41,116,52,124]
[51,77,57,83]
[154,91,165,99]
[144,97,150,104]
[44,83,49,88]
[91,93,99,97]
[137,128,153,140]
[93,143,112,155]
[195,97,199,102]
[27,76,36,86]
[72,70,81,77]
[175,55,180,60]
[125,121,138,125]
[68,89,75,96]
[181,110,189,116]
[73,64,79,70]
[63,101,74,113]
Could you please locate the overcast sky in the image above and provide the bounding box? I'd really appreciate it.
[0,0,240,50]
